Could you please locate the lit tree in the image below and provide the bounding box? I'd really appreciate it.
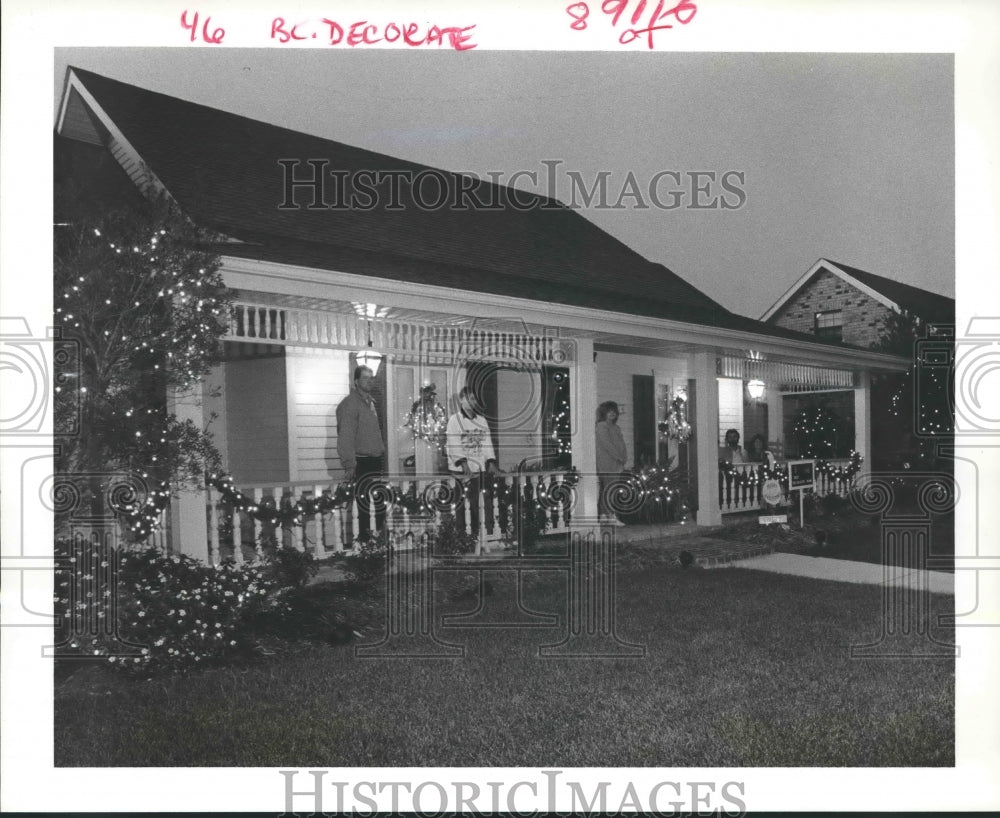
[54,194,232,539]
[869,309,953,468]
[792,403,843,458]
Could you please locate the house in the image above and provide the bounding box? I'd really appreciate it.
[55,67,912,562]
[760,258,955,347]
[761,259,955,467]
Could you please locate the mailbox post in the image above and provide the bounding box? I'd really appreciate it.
[787,459,816,529]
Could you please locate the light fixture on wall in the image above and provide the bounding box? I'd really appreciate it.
[354,302,384,376]
[747,379,766,400]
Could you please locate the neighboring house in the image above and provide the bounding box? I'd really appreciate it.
[760,258,955,347]
[55,67,911,562]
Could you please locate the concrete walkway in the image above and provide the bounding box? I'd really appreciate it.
[731,551,955,595]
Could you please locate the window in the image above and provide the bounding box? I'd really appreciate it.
[814,309,843,341]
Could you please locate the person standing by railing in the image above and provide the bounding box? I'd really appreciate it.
[446,387,499,535]
[595,401,628,527]
[719,428,746,464]
[336,365,386,541]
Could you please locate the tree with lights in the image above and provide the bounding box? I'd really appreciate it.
[791,403,844,458]
[869,309,953,469]
[54,194,232,541]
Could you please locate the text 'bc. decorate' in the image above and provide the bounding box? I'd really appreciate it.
[179,10,477,50]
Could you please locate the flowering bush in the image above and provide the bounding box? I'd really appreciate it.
[55,539,278,675]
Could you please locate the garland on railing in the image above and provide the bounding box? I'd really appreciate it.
[718,451,863,487]
[815,450,864,482]
[206,467,582,530]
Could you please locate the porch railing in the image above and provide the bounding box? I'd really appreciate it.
[718,459,859,514]
[205,470,576,566]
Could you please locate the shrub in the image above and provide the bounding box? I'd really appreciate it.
[431,513,478,556]
[259,544,319,589]
[55,539,278,676]
[341,531,391,584]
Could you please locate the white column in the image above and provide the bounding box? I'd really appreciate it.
[572,338,599,523]
[166,381,210,562]
[854,370,872,478]
[691,351,723,527]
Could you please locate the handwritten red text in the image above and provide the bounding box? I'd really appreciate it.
[567,0,697,48]
[180,10,225,44]
[270,17,477,50]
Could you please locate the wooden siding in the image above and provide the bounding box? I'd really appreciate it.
[286,347,351,482]
[225,355,290,484]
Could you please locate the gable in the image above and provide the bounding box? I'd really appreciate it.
[762,258,955,327]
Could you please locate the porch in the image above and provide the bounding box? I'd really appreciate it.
[159,276,901,562]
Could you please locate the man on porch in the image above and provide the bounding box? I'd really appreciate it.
[336,365,387,541]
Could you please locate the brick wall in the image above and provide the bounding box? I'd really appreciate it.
[770,268,895,347]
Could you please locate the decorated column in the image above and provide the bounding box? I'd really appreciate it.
[572,337,599,523]
[691,351,722,526]
[167,381,210,562]
[854,370,872,480]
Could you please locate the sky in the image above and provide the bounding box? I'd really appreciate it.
[53,48,955,319]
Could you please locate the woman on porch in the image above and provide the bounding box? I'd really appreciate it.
[595,400,628,527]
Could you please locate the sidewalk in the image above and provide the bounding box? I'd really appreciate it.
[731,551,955,595]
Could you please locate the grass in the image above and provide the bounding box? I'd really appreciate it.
[55,549,954,767]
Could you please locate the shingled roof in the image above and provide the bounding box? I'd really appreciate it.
[823,260,955,324]
[58,67,878,346]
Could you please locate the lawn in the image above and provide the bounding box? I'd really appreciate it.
[55,548,955,767]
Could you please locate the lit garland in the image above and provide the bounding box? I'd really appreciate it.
[206,468,581,531]
[718,450,863,486]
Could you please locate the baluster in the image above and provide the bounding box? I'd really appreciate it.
[306,485,319,554]
[400,479,411,544]
[208,485,220,566]
[491,476,502,537]
[477,481,487,553]
[350,487,361,550]
[288,491,305,552]
[263,307,272,340]
[331,504,344,552]
[232,502,245,565]
[253,488,264,560]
